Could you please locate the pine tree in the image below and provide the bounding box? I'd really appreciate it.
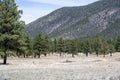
[57,37,64,56]
[14,32,26,58]
[108,44,115,56]
[76,40,82,52]
[54,39,57,53]
[107,38,115,56]
[42,35,50,56]
[24,35,32,58]
[69,40,77,57]
[93,36,103,57]
[33,33,43,58]
[100,40,109,57]
[0,0,24,64]
[49,40,54,55]
[82,39,91,57]
[64,40,71,53]
[115,35,120,52]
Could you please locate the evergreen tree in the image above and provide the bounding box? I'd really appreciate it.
[93,36,103,56]
[82,39,91,57]
[69,40,77,57]
[107,38,115,56]
[14,32,26,58]
[42,35,50,56]
[54,39,57,53]
[24,35,32,58]
[115,35,120,52]
[108,44,115,56]
[64,40,71,53]
[33,33,43,58]
[107,38,115,46]
[100,41,109,57]
[76,40,82,52]
[57,37,64,56]
[49,40,54,55]
[0,0,24,64]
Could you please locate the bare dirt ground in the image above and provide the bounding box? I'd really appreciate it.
[0,53,120,80]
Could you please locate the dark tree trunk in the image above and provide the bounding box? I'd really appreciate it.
[110,52,112,56]
[86,52,88,57]
[44,54,47,57]
[96,52,98,57]
[3,41,8,65]
[24,54,26,58]
[72,53,75,58]
[103,52,105,57]
[3,50,7,64]
[38,54,41,58]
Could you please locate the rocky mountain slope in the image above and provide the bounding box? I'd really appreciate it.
[25,0,120,39]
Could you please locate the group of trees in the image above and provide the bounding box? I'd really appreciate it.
[0,0,120,65]
[49,36,120,58]
[31,34,120,58]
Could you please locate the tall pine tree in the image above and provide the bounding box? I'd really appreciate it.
[0,0,24,64]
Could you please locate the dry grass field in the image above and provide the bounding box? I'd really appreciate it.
[0,53,120,80]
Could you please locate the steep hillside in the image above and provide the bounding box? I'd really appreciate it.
[25,0,120,39]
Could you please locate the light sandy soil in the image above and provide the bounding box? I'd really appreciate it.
[0,53,120,80]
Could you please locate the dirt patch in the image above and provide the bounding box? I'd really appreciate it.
[92,60,103,62]
[62,59,74,63]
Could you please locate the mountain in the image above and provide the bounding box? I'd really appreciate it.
[25,0,120,39]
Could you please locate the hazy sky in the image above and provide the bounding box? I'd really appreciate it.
[16,0,98,24]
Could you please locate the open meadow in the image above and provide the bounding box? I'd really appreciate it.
[0,53,120,80]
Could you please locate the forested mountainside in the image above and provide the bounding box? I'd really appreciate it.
[25,0,120,39]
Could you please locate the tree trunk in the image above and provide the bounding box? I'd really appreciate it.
[103,52,105,57]
[3,50,7,64]
[38,54,41,58]
[110,52,112,56]
[24,54,26,58]
[72,53,75,58]
[3,41,8,64]
[96,52,98,57]
[86,52,88,57]
[44,54,47,57]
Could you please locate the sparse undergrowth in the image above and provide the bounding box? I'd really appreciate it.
[0,53,120,80]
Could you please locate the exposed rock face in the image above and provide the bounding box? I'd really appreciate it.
[25,0,120,39]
